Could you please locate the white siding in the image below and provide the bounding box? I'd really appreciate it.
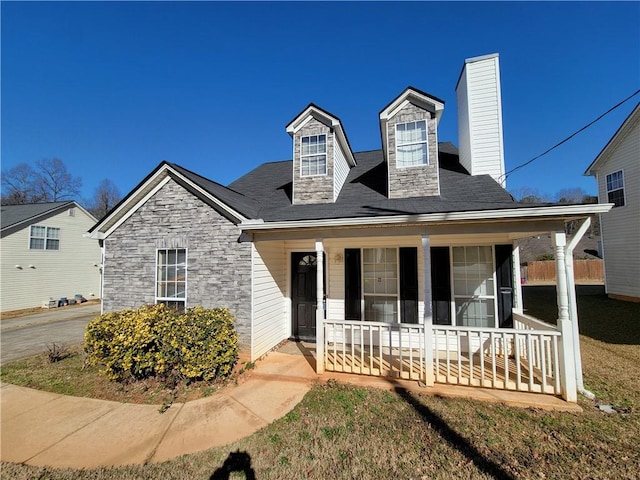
[0,207,101,311]
[251,241,287,359]
[597,117,640,299]
[456,54,506,187]
[333,142,350,201]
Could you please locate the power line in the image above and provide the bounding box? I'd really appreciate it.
[501,89,640,183]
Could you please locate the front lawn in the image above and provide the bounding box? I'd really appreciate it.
[2,287,639,479]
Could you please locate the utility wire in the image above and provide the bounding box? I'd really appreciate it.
[501,89,640,183]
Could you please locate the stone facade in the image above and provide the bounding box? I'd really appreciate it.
[292,119,335,204]
[102,179,252,351]
[387,103,440,198]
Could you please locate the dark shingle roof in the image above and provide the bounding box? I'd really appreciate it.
[168,163,263,218]
[1,201,74,231]
[228,146,519,222]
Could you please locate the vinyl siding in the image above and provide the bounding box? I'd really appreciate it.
[333,142,350,201]
[252,241,287,360]
[1,207,101,311]
[597,118,640,299]
[456,55,505,186]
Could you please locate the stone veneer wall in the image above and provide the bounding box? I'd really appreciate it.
[293,119,335,204]
[102,178,252,352]
[387,103,439,198]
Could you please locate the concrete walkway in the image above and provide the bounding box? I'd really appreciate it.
[1,343,581,469]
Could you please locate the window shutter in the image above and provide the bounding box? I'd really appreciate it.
[431,247,452,325]
[495,244,514,328]
[344,249,361,320]
[399,247,419,324]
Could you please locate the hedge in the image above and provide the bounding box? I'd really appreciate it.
[84,304,238,382]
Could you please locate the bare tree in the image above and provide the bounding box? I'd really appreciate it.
[1,163,40,205]
[1,158,82,205]
[86,179,122,220]
[555,187,591,204]
[33,158,82,202]
[509,186,552,204]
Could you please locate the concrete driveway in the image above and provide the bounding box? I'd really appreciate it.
[0,303,101,365]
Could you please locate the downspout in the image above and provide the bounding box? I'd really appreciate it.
[565,217,595,400]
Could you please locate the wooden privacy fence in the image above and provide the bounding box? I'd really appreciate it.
[524,260,604,284]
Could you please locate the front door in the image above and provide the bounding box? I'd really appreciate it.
[291,252,317,340]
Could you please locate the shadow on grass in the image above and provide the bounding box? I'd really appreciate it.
[523,285,640,345]
[210,450,255,480]
[392,385,515,480]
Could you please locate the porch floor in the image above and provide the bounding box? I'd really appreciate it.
[275,341,580,412]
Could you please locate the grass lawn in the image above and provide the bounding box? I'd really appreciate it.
[2,286,639,479]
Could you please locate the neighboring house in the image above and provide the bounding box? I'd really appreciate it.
[89,54,611,402]
[585,103,640,302]
[1,201,102,312]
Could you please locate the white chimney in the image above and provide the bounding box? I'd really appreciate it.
[456,53,506,187]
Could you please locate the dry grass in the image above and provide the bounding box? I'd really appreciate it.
[2,286,639,479]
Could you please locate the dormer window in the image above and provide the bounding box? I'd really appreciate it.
[396,120,428,167]
[301,134,327,176]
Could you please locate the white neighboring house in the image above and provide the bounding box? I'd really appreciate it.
[0,201,102,311]
[585,103,640,302]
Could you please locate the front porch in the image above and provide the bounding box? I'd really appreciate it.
[247,214,598,403]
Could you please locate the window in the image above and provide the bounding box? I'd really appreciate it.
[452,246,496,328]
[606,170,625,207]
[156,249,186,312]
[363,248,398,322]
[301,134,327,176]
[396,120,428,167]
[29,226,60,250]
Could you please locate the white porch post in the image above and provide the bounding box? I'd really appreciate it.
[315,239,325,374]
[565,218,592,397]
[553,232,577,402]
[422,235,435,386]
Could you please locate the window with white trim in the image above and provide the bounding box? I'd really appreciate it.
[396,120,428,167]
[452,246,496,328]
[606,170,625,207]
[301,134,327,176]
[29,226,60,250]
[156,249,186,312]
[363,248,398,323]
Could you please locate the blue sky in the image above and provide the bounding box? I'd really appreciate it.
[2,1,639,202]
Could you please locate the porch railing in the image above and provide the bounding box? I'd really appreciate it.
[323,320,425,381]
[323,317,563,395]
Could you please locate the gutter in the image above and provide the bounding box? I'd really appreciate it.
[564,217,596,400]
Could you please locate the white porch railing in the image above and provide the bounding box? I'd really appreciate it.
[323,316,563,396]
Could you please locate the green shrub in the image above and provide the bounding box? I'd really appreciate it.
[84,304,238,382]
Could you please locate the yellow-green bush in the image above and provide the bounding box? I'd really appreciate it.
[84,304,238,382]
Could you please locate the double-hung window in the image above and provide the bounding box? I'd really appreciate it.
[156,249,187,312]
[396,120,428,167]
[452,246,496,328]
[29,226,60,250]
[363,248,398,323]
[606,170,625,207]
[301,134,327,176]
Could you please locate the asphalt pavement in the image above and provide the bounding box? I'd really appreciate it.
[0,303,101,365]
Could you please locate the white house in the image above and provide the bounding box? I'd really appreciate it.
[585,103,640,302]
[1,201,102,311]
[88,54,612,402]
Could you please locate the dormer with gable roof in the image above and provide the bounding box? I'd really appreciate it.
[286,104,356,205]
[379,87,445,199]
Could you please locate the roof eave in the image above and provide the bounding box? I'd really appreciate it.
[240,203,614,232]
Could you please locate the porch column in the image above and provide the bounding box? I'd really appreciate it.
[422,235,435,386]
[315,239,325,374]
[565,217,592,396]
[553,232,577,402]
